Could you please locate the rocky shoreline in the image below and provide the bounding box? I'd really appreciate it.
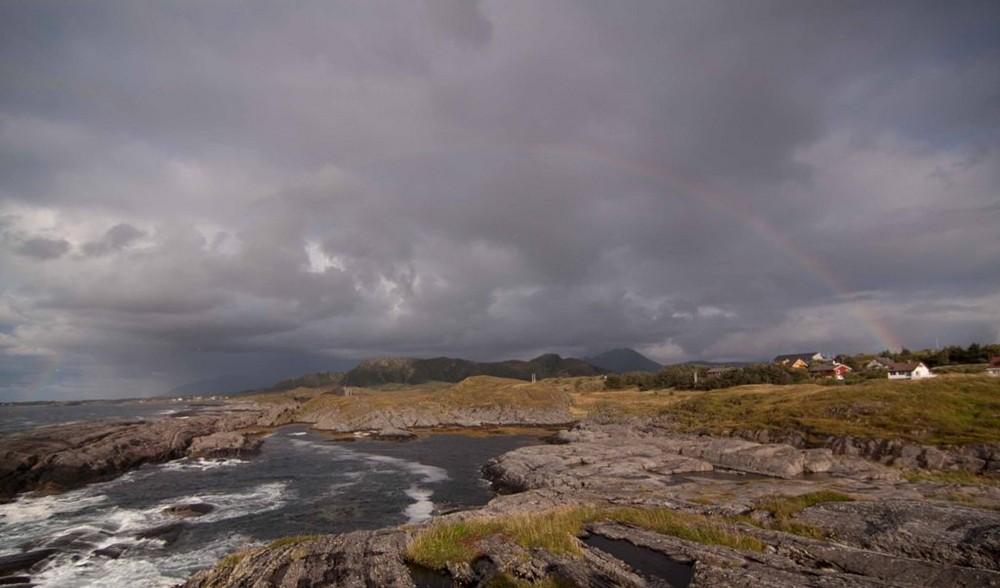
[184,420,1000,587]
[4,403,1000,586]
[0,404,266,502]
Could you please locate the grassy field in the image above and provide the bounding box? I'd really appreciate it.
[243,375,576,424]
[564,375,1000,446]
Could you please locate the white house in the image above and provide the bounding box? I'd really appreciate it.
[887,361,935,380]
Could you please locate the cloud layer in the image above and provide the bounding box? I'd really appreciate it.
[2,1,999,400]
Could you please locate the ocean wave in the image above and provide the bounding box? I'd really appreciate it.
[33,551,174,588]
[184,481,292,524]
[0,490,108,526]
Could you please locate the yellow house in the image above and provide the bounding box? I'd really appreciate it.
[773,352,825,369]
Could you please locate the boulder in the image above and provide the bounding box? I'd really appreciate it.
[163,503,216,518]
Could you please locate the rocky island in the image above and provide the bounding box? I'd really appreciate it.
[3,371,999,587]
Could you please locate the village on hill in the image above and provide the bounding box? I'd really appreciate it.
[604,342,1000,391]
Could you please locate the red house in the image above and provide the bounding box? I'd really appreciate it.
[808,362,852,380]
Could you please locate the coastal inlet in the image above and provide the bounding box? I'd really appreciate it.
[0,425,545,587]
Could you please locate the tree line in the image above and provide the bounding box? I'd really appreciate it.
[604,363,811,391]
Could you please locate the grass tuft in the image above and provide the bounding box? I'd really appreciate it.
[405,505,763,572]
[268,534,325,549]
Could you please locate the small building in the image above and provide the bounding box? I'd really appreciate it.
[887,361,934,380]
[773,352,825,369]
[864,357,894,371]
[808,362,852,380]
[705,366,734,379]
[987,358,1000,377]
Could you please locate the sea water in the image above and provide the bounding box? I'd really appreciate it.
[0,401,204,433]
[0,424,543,587]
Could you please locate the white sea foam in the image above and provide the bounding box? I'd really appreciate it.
[158,532,261,579]
[158,457,247,472]
[33,550,177,588]
[288,438,359,461]
[288,431,307,436]
[363,454,449,483]
[403,485,435,524]
[0,490,107,525]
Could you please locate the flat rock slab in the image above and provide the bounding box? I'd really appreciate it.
[797,499,1000,570]
[482,431,900,499]
[482,442,714,494]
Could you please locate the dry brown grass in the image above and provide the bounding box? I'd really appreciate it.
[572,375,1000,446]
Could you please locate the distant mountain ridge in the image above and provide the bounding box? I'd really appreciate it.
[584,348,662,373]
[341,354,606,387]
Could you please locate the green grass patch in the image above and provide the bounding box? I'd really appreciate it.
[405,505,762,571]
[487,573,576,588]
[745,491,855,538]
[611,507,765,551]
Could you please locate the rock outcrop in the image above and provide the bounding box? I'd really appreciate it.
[187,431,263,458]
[731,428,1000,475]
[181,529,414,587]
[0,406,264,501]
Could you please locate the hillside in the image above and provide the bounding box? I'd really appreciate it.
[584,347,661,373]
[340,354,606,387]
[577,375,1000,447]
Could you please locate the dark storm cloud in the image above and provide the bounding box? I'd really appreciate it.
[13,237,70,260]
[1,0,998,400]
[82,223,146,257]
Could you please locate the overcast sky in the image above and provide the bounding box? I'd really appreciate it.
[2,1,999,401]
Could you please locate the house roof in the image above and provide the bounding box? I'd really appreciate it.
[808,362,850,373]
[888,362,923,372]
[773,352,820,364]
[989,357,1000,368]
[869,357,894,366]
